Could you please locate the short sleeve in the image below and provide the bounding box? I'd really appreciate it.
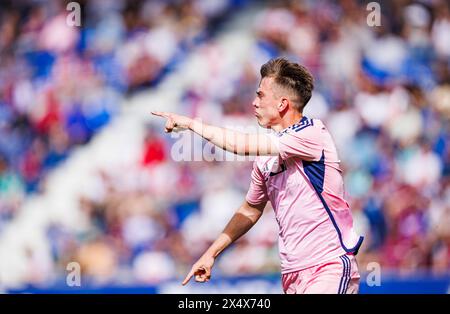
[271,126,323,161]
[245,160,269,205]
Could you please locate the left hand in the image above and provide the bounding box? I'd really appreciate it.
[151,111,193,133]
[182,254,215,285]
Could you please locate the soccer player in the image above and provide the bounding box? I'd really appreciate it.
[152,57,364,294]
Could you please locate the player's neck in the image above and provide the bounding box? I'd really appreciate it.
[271,112,303,132]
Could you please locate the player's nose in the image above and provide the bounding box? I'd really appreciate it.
[252,98,259,108]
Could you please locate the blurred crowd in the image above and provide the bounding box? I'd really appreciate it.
[0,0,237,233]
[1,0,450,289]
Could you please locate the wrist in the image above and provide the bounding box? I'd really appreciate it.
[188,119,203,132]
[187,118,195,131]
[203,250,217,260]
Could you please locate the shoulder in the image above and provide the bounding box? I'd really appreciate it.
[253,155,273,169]
[280,117,324,139]
[291,116,316,133]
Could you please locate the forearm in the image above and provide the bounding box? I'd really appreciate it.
[203,233,234,259]
[203,204,263,258]
[188,120,276,156]
[152,111,277,155]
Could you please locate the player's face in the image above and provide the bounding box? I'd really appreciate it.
[252,77,281,128]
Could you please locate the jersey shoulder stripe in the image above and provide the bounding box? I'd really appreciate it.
[292,118,314,132]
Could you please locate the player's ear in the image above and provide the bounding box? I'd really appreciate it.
[278,98,289,112]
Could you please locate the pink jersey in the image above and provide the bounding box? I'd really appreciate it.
[246,116,364,274]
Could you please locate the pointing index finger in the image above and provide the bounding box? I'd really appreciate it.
[151,111,170,118]
[182,269,195,286]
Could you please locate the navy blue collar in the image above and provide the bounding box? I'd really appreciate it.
[276,116,308,136]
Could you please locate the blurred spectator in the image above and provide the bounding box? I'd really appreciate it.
[0,0,239,231]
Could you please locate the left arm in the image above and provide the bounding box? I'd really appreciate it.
[151,111,279,156]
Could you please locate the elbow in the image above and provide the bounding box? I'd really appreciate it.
[227,140,247,155]
[235,149,249,156]
[240,202,264,224]
[227,132,252,156]
[236,141,251,156]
